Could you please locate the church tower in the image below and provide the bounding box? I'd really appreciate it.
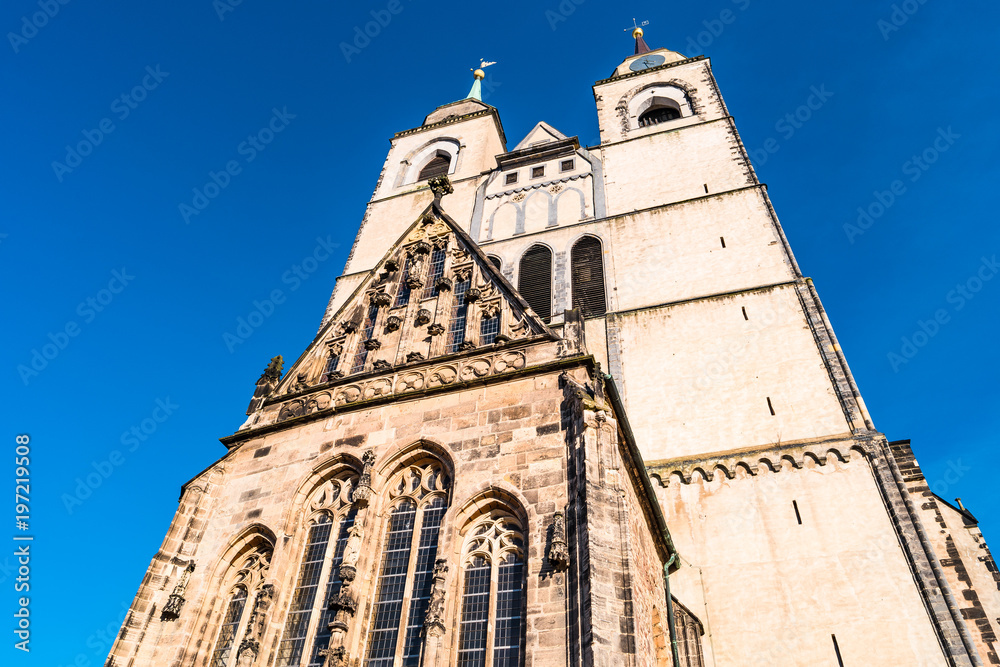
[108,29,999,667]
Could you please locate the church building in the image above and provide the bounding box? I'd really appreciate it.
[107,28,1000,667]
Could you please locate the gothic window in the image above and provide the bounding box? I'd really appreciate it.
[350,302,381,373]
[421,246,447,299]
[322,349,341,381]
[570,236,607,317]
[518,245,552,322]
[418,153,451,181]
[480,309,500,346]
[638,104,681,127]
[276,471,358,667]
[364,460,450,667]
[395,256,413,307]
[447,277,472,353]
[210,587,247,667]
[457,512,527,667]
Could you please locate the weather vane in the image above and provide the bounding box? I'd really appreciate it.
[625,18,649,37]
[471,59,497,80]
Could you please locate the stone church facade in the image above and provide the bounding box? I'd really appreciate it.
[108,34,999,667]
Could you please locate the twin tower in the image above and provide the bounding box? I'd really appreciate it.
[109,33,999,667]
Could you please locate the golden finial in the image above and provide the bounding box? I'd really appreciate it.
[471,59,496,80]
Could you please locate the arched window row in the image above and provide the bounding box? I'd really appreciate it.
[516,237,608,322]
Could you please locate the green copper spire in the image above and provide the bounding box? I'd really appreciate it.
[466,59,496,101]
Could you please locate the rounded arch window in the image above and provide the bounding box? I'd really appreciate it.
[418,151,451,181]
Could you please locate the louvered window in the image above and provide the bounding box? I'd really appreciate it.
[421,247,447,299]
[211,588,248,667]
[395,257,412,307]
[418,154,450,181]
[518,245,552,321]
[571,236,607,317]
[487,256,502,271]
[447,278,471,353]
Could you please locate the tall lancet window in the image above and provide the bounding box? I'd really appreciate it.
[395,256,413,308]
[457,510,527,667]
[365,459,450,667]
[480,307,500,346]
[518,245,552,322]
[211,587,248,667]
[570,236,607,317]
[275,470,359,667]
[447,276,472,353]
[421,246,447,299]
[350,301,381,374]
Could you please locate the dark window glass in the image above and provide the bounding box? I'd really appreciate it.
[395,256,413,307]
[531,166,544,179]
[493,554,526,666]
[307,513,355,667]
[322,352,340,381]
[419,154,450,181]
[447,278,472,353]
[276,517,332,666]
[211,588,248,667]
[400,498,447,666]
[487,256,502,272]
[518,245,552,321]
[570,236,607,317]
[421,247,447,299]
[457,557,490,667]
[560,159,574,172]
[638,105,681,127]
[480,312,500,346]
[505,173,518,185]
[365,501,417,666]
[350,303,380,374]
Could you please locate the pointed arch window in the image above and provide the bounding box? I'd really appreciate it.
[350,301,381,374]
[395,256,413,308]
[210,587,248,667]
[518,245,552,322]
[365,460,450,667]
[447,276,472,353]
[418,153,451,181]
[322,348,341,382]
[570,236,607,317]
[457,512,527,667]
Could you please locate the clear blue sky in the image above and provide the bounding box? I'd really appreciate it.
[3,0,998,664]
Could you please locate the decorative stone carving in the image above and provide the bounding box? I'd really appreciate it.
[385,315,401,332]
[481,302,500,318]
[340,320,359,335]
[464,287,481,303]
[363,338,381,351]
[548,512,570,571]
[339,525,363,582]
[415,309,431,326]
[372,359,391,372]
[451,247,470,263]
[318,645,348,667]
[512,193,526,202]
[412,240,432,255]
[160,561,195,621]
[384,258,400,272]
[435,276,453,292]
[428,323,445,336]
[326,370,344,381]
[454,267,472,282]
[423,559,448,636]
[428,175,454,199]
[405,351,425,363]
[246,356,283,415]
[494,334,511,346]
[288,371,309,394]
[459,341,476,352]
[353,450,376,504]
[509,317,530,339]
[372,291,392,307]
[235,584,274,666]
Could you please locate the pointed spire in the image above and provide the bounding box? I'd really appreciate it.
[466,59,497,101]
[625,18,651,55]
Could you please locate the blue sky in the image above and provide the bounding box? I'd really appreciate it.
[3,0,999,664]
